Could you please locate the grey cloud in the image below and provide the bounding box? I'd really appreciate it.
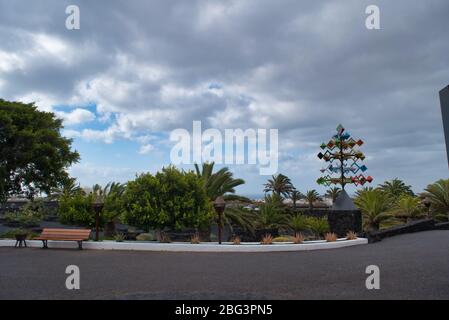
[0,0,447,191]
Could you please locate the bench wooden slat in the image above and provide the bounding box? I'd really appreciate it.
[40,229,90,233]
[36,228,91,249]
[36,237,85,241]
[38,232,89,234]
[36,235,87,239]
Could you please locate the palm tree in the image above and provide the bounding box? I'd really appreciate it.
[222,207,257,235]
[306,216,330,239]
[305,190,321,210]
[355,186,374,198]
[90,182,126,236]
[421,179,449,220]
[289,190,303,209]
[263,174,295,198]
[354,188,394,231]
[264,192,284,207]
[194,162,249,239]
[325,187,341,204]
[256,202,290,230]
[194,162,246,201]
[50,177,83,199]
[91,183,108,202]
[379,178,414,199]
[390,195,424,223]
[289,214,309,233]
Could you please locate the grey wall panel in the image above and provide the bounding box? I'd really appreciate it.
[439,85,449,168]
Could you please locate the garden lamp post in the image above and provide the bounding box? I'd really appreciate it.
[92,199,104,241]
[213,196,226,244]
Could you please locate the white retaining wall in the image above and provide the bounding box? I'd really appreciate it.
[0,238,368,252]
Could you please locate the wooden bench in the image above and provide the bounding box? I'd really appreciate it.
[35,228,91,250]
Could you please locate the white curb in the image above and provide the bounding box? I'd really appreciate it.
[0,238,368,252]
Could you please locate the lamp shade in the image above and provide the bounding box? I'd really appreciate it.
[213,196,226,211]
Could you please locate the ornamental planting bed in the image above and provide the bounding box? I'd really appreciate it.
[0,237,367,252]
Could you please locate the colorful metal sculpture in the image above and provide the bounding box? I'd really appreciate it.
[317,124,373,189]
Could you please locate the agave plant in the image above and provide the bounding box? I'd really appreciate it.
[354,188,394,231]
[421,179,449,221]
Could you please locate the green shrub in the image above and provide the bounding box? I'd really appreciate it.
[122,166,212,231]
[0,228,33,239]
[3,199,48,228]
[4,211,40,228]
[21,200,46,217]
[58,192,96,227]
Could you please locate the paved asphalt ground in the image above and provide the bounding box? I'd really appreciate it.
[0,230,448,300]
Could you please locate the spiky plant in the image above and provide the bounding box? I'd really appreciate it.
[260,234,273,245]
[346,231,358,240]
[324,232,337,242]
[190,233,201,244]
[293,233,305,244]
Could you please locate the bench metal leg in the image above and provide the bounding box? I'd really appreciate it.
[15,240,27,248]
[77,241,83,250]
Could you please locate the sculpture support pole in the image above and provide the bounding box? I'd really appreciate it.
[340,134,345,190]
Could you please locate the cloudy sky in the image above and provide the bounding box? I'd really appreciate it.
[0,0,448,196]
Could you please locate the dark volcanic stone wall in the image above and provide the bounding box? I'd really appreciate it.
[327,210,362,237]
